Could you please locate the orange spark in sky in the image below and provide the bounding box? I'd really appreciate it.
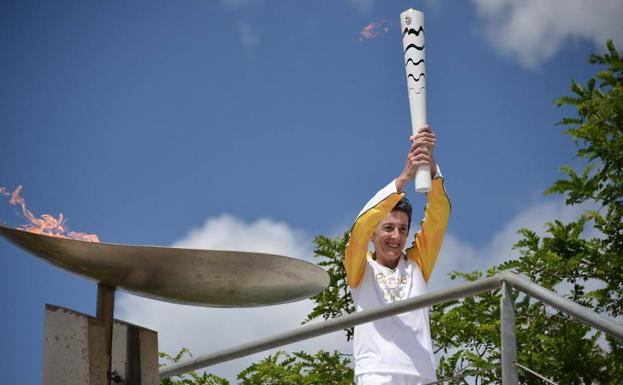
[359,20,389,42]
[1,185,99,242]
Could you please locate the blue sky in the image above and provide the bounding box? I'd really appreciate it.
[1,0,621,383]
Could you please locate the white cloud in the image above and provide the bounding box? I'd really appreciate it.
[472,0,623,69]
[172,214,311,261]
[116,215,349,383]
[210,0,261,56]
[236,21,260,55]
[429,196,594,291]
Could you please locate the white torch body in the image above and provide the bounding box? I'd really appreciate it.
[401,8,431,193]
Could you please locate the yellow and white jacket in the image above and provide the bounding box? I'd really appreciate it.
[344,171,450,379]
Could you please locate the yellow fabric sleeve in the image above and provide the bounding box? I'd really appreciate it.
[405,178,451,283]
[344,191,404,288]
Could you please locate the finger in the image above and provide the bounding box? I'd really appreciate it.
[414,137,434,146]
[417,125,431,134]
[412,148,430,157]
[414,136,432,144]
[408,141,418,154]
[408,151,426,163]
[413,140,434,149]
[408,145,425,157]
[409,152,430,165]
[412,158,432,168]
[417,148,433,157]
[412,147,432,158]
[414,132,432,139]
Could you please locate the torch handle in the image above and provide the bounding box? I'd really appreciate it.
[401,9,431,193]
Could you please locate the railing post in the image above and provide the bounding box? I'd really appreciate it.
[500,282,518,385]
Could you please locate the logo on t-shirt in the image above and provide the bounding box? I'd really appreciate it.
[375,271,409,302]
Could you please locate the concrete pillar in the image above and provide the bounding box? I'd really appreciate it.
[43,304,158,385]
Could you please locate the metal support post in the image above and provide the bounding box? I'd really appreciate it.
[97,283,116,385]
[500,282,518,385]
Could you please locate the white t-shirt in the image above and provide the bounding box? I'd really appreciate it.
[351,254,436,381]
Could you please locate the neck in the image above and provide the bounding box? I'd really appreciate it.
[373,252,401,269]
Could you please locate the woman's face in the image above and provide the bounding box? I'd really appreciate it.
[371,210,409,268]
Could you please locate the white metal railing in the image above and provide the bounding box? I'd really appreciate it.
[159,271,623,384]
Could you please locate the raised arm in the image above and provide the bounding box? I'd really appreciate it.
[404,177,450,283]
[399,126,450,283]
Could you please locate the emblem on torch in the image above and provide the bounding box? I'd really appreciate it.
[401,8,430,192]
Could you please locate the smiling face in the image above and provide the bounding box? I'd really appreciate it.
[371,210,409,269]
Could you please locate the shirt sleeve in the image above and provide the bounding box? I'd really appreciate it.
[404,177,451,283]
[344,180,404,288]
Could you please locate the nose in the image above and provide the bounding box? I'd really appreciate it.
[389,228,401,239]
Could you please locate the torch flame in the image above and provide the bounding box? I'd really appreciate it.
[359,20,390,42]
[1,185,99,242]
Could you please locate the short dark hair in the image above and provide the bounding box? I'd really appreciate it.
[393,197,413,230]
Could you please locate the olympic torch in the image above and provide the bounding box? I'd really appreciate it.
[401,8,430,193]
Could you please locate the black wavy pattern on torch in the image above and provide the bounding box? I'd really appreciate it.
[402,26,424,37]
[405,58,424,67]
[404,43,424,53]
[408,73,425,82]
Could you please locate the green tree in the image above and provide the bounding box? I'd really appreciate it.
[304,232,355,340]
[428,40,623,384]
[160,349,231,385]
[160,349,353,385]
[237,350,353,385]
